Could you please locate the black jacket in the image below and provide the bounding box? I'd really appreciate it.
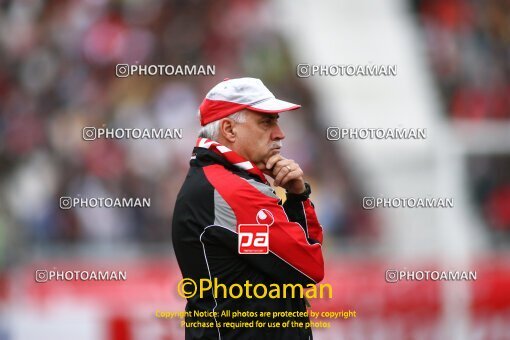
[172,147,324,339]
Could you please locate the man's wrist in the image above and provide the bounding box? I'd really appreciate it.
[286,182,311,201]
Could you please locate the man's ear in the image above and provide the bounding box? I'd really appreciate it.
[219,119,236,143]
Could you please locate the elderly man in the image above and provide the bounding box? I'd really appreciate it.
[172,78,324,339]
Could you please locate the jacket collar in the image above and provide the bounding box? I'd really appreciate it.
[191,147,268,184]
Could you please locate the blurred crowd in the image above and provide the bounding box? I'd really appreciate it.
[0,0,376,267]
[470,155,510,244]
[414,0,510,119]
[413,0,510,241]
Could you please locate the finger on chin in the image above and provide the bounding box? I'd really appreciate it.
[266,154,284,169]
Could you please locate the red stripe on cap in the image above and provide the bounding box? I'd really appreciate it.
[199,99,249,126]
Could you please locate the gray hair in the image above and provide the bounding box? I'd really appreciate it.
[198,110,247,141]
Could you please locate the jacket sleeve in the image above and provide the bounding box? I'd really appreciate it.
[203,166,324,285]
[283,193,324,246]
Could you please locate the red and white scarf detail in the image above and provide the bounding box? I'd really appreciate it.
[193,138,268,184]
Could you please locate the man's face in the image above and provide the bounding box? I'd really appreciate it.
[232,110,285,170]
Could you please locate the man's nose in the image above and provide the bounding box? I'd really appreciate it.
[272,124,285,140]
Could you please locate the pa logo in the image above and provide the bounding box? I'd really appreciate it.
[237,224,269,254]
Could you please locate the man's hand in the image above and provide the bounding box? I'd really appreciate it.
[264,154,306,194]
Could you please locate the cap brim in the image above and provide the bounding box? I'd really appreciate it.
[247,98,301,113]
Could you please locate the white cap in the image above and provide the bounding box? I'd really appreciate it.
[199,77,301,126]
